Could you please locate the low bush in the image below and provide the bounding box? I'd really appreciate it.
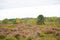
[0,35,5,39]
[6,36,17,40]
[27,37,32,40]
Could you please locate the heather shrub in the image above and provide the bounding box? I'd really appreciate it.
[15,34,20,40]
[44,28,55,34]
[15,35,26,40]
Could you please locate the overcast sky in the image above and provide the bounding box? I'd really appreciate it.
[0,0,60,20]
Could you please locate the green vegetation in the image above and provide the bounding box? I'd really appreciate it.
[37,15,45,25]
[0,15,60,40]
[27,37,32,40]
[2,18,9,24]
[0,35,5,39]
[0,15,60,25]
[6,36,17,40]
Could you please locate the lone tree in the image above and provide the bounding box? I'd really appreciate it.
[37,15,45,25]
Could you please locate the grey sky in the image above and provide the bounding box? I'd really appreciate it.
[0,0,60,20]
[0,0,60,9]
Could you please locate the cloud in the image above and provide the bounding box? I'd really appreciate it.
[0,5,60,20]
[0,0,60,19]
[0,0,60,9]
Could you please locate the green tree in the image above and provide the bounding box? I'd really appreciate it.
[57,17,60,23]
[37,15,45,25]
[15,18,20,24]
[0,21,2,24]
[2,18,9,24]
[11,19,16,24]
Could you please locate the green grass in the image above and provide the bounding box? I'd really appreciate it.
[6,36,17,40]
[0,24,15,29]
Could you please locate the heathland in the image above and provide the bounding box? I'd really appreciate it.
[0,15,60,40]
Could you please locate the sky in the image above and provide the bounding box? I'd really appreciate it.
[0,0,60,20]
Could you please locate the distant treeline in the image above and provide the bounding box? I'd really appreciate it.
[0,15,60,25]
